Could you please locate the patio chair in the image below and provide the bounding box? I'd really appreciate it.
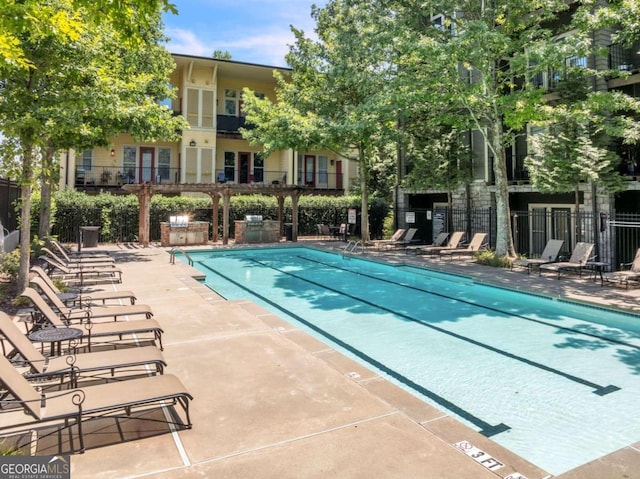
[371,229,406,249]
[0,353,191,453]
[29,277,152,322]
[411,231,465,256]
[405,232,449,254]
[602,248,640,289]
[42,247,115,267]
[439,233,488,260]
[511,239,565,274]
[384,228,419,249]
[0,312,166,387]
[538,242,595,279]
[317,224,332,240]
[39,255,122,284]
[20,288,164,351]
[31,266,136,305]
[49,240,113,263]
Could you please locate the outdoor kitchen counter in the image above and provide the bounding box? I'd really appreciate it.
[234,218,280,244]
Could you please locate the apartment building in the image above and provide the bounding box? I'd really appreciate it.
[61,54,353,196]
[396,14,640,263]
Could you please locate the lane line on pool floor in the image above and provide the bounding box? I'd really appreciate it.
[198,261,510,437]
[305,255,640,352]
[249,257,621,397]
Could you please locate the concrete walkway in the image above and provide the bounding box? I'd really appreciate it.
[40,241,640,478]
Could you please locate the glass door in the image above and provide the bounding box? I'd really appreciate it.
[140,147,154,183]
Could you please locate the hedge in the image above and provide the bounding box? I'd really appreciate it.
[37,190,390,243]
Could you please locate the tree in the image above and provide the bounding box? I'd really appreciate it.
[242,0,399,242]
[1,0,177,70]
[212,50,232,60]
[0,1,186,292]
[525,71,638,240]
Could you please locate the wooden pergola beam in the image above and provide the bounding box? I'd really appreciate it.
[123,183,313,245]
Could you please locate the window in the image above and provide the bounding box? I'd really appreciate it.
[224,152,236,182]
[123,146,137,183]
[432,14,456,37]
[158,148,171,182]
[318,155,328,185]
[224,89,238,116]
[186,88,215,128]
[158,82,173,110]
[253,153,264,183]
[81,150,93,171]
[531,33,588,89]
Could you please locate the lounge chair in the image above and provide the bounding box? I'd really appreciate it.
[39,255,122,284]
[439,232,488,260]
[20,288,164,351]
[0,353,191,453]
[405,232,449,255]
[383,228,419,249]
[511,239,565,274]
[372,229,406,249]
[31,266,136,305]
[603,248,640,289]
[539,242,595,279]
[48,241,114,263]
[0,312,166,387]
[412,231,465,256]
[29,277,152,322]
[42,247,115,267]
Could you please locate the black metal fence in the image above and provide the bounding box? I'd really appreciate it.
[0,177,20,232]
[397,207,640,269]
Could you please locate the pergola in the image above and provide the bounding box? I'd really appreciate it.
[122,183,314,246]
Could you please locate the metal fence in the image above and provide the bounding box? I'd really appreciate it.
[0,177,20,233]
[397,207,640,269]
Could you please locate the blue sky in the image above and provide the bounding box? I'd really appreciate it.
[162,0,327,67]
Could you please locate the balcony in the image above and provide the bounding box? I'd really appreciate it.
[216,115,255,135]
[75,166,181,190]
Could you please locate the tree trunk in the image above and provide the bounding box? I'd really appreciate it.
[17,145,34,293]
[574,184,581,242]
[38,147,54,238]
[359,149,370,243]
[491,123,516,258]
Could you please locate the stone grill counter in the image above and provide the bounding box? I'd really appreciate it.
[160,221,209,246]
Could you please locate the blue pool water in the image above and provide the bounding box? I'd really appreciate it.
[180,247,640,475]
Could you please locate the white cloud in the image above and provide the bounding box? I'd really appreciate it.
[164,28,211,57]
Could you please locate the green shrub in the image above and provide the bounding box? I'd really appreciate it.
[0,250,20,278]
[44,191,390,242]
[474,250,513,268]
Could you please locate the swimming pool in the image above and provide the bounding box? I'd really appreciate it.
[180,246,640,476]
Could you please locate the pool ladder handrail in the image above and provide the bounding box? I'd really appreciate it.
[170,247,194,266]
[343,240,363,255]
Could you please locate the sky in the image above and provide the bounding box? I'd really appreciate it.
[162,0,328,67]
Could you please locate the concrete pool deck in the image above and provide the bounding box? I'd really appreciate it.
[38,240,640,478]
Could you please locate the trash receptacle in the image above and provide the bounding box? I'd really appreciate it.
[284,223,293,241]
[81,226,100,248]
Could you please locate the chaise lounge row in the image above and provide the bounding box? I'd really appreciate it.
[0,242,193,454]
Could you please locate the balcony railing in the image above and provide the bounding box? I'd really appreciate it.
[75,166,181,188]
[75,166,345,191]
[608,43,639,73]
[216,115,255,133]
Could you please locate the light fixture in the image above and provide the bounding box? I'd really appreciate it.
[330,159,335,166]
[189,140,196,147]
[110,148,115,157]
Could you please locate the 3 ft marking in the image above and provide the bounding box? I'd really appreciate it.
[453,441,504,470]
[452,441,529,479]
